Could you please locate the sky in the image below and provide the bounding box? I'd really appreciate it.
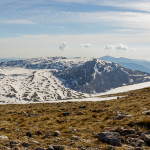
[0,0,150,60]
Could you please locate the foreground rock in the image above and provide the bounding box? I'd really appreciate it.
[10,141,20,148]
[141,132,150,144]
[98,132,121,146]
[142,111,150,115]
[114,112,132,120]
[0,135,8,140]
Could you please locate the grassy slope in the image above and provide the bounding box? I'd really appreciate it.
[0,87,150,149]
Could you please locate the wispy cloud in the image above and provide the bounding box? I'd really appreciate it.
[1,1,150,31]
[54,0,150,12]
[80,43,92,48]
[104,44,114,50]
[0,19,36,24]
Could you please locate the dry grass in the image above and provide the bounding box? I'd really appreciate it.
[0,87,150,149]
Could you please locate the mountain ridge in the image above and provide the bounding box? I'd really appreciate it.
[0,57,150,103]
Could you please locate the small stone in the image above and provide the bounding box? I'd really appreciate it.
[47,145,54,150]
[79,105,86,109]
[114,112,132,120]
[120,129,135,136]
[135,139,145,147]
[51,131,60,137]
[141,131,150,143]
[35,130,42,135]
[0,135,8,140]
[62,112,71,116]
[21,111,27,116]
[76,145,86,150]
[22,142,29,147]
[70,136,79,141]
[74,111,83,115]
[72,128,77,132]
[42,133,50,139]
[136,131,142,136]
[142,111,150,115]
[29,140,40,145]
[125,134,138,138]
[125,137,138,146]
[52,145,65,150]
[7,111,17,114]
[0,128,7,131]
[36,147,46,150]
[14,129,20,132]
[28,113,38,117]
[10,141,19,148]
[134,147,142,150]
[26,131,32,137]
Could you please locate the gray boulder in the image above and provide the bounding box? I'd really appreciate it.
[99,132,121,146]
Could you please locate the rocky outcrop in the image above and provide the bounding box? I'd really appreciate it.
[96,126,150,149]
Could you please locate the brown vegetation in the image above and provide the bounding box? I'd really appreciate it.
[0,87,150,149]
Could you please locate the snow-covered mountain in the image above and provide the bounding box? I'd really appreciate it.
[0,57,150,103]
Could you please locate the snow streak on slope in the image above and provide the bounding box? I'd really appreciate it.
[0,68,88,104]
[97,81,150,96]
[29,81,150,104]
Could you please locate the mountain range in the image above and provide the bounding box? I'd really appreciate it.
[99,56,150,73]
[0,57,150,103]
[0,57,24,63]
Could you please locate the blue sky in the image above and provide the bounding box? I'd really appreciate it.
[0,0,150,60]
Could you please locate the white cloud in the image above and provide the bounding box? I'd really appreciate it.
[104,44,114,50]
[59,42,68,50]
[105,43,129,50]
[116,43,128,50]
[0,34,150,59]
[80,43,92,48]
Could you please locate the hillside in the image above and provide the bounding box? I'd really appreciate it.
[0,87,150,149]
[1,57,150,104]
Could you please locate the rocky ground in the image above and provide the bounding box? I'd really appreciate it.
[0,87,150,150]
